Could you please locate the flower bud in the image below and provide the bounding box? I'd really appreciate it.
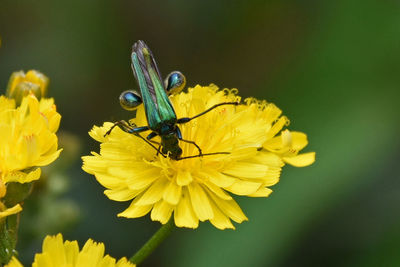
[6,70,49,105]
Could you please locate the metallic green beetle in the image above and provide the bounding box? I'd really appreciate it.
[106,40,238,160]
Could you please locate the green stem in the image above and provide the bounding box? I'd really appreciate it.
[130,218,175,265]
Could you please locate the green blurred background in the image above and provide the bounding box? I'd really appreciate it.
[1,0,399,266]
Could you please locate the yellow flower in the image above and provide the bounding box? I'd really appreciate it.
[6,70,49,105]
[5,233,135,267]
[82,85,315,230]
[0,94,61,218]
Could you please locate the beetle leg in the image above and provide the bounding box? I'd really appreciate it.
[179,138,203,156]
[104,121,165,157]
[146,131,158,140]
[176,126,203,156]
[104,120,149,137]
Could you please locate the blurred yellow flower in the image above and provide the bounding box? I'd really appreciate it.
[6,70,49,105]
[5,233,135,267]
[82,85,315,229]
[0,93,61,218]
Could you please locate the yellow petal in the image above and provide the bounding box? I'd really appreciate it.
[262,103,282,125]
[93,173,125,188]
[47,111,61,133]
[151,200,174,224]
[290,131,309,150]
[116,258,135,267]
[256,152,284,167]
[209,195,247,223]
[163,181,182,205]
[176,171,193,186]
[283,152,316,167]
[4,256,23,267]
[41,234,66,266]
[89,124,111,143]
[126,175,160,191]
[63,240,79,265]
[118,201,152,218]
[223,162,268,179]
[35,148,62,166]
[174,188,199,228]
[0,204,22,218]
[134,178,168,206]
[201,170,235,188]
[262,169,281,186]
[77,239,105,266]
[266,116,288,139]
[209,201,235,230]
[188,183,214,221]
[4,168,41,184]
[225,179,262,195]
[248,187,273,197]
[203,181,232,200]
[104,187,141,202]
[281,129,292,147]
[81,154,104,174]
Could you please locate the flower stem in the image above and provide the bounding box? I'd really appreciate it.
[130,218,175,265]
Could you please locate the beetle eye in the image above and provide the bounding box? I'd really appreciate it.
[119,90,142,110]
[165,71,186,95]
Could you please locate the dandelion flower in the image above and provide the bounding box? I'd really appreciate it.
[82,85,315,229]
[5,233,135,267]
[0,70,61,218]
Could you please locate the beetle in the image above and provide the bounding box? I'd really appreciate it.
[105,40,239,160]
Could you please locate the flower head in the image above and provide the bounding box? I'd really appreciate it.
[82,85,315,229]
[0,74,61,218]
[6,70,49,105]
[5,233,135,267]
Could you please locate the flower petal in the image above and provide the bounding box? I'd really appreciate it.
[174,188,199,228]
[5,256,23,267]
[209,195,247,223]
[248,187,273,197]
[203,181,232,200]
[290,131,309,150]
[209,201,235,230]
[176,171,193,186]
[4,168,41,184]
[225,179,262,195]
[118,198,152,218]
[283,152,316,167]
[104,187,141,202]
[163,181,182,205]
[223,162,268,179]
[151,200,174,224]
[266,116,288,139]
[0,204,22,218]
[135,178,168,206]
[188,183,214,221]
[200,170,235,188]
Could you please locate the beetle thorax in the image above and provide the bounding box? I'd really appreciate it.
[159,123,175,135]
